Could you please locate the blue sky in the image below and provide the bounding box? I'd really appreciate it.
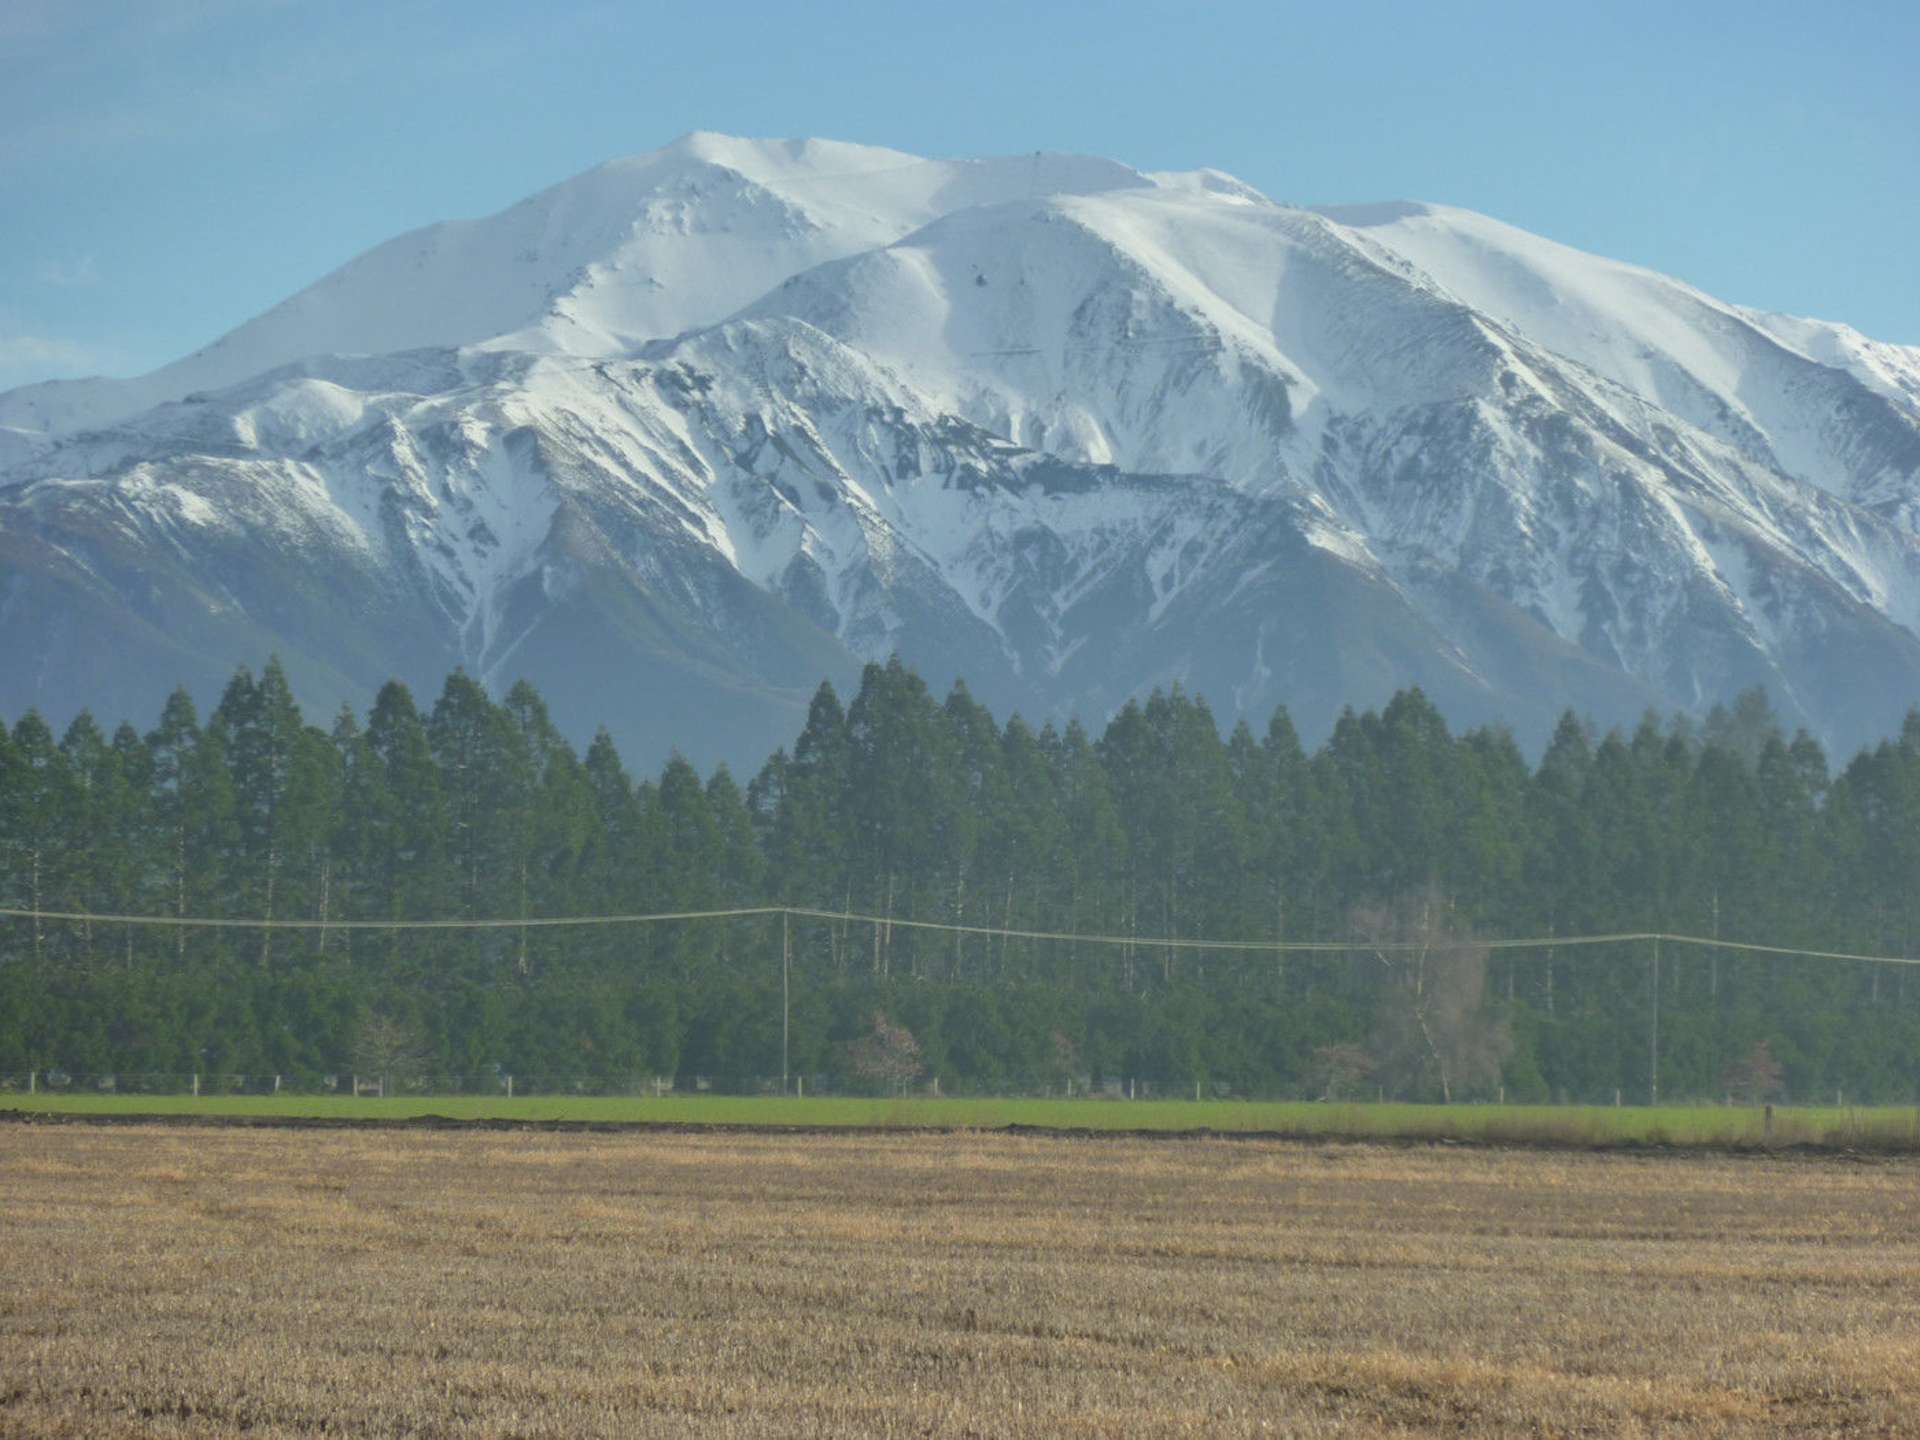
[2,0,1915,389]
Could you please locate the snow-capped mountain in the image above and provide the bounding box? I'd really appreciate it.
[5,132,1920,768]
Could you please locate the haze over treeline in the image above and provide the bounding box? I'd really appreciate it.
[3,657,1918,1101]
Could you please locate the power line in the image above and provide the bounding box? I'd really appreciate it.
[3,906,1916,966]
[782,906,1649,955]
[0,905,783,932]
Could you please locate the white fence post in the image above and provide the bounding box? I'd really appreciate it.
[192,1072,199,1098]
[506,1075,513,1099]
[27,1070,34,1095]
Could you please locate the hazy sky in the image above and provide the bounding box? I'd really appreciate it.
[2,0,1915,389]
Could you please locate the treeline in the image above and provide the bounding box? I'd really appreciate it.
[3,656,1920,1101]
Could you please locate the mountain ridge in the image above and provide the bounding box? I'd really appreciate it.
[5,133,1919,768]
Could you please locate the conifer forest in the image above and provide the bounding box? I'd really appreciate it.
[4,656,1920,1102]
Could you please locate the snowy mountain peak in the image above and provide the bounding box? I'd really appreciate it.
[1146,167,1276,206]
[1311,199,1920,500]
[0,134,1156,439]
[5,134,1920,769]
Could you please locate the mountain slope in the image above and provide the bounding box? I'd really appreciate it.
[5,134,1920,764]
[0,134,1148,439]
[1316,201,1920,507]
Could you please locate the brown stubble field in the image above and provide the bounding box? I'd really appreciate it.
[4,1127,1920,1438]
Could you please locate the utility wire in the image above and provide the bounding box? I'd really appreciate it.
[0,905,784,932]
[2,906,1916,967]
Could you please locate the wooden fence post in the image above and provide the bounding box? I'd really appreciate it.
[192,1073,199,1098]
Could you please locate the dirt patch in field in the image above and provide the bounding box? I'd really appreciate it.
[5,1105,1905,1160]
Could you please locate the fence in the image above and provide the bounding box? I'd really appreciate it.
[0,1071,1260,1105]
[0,1070,1263,1101]
[3,1070,1891,1111]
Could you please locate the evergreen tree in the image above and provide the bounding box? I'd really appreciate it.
[843,658,954,977]
[768,683,852,967]
[215,659,333,965]
[938,681,1005,979]
[987,713,1066,980]
[4,713,71,966]
[362,681,449,966]
[581,728,641,904]
[56,712,124,969]
[504,682,594,975]
[11,654,1920,1098]
[1055,717,1126,984]
[657,753,723,977]
[706,766,764,908]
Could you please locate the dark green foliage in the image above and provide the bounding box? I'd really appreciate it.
[4,669,1920,1102]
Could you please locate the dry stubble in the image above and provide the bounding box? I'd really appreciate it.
[3,1124,1920,1436]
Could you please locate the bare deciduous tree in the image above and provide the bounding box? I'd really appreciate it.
[1306,1043,1376,1102]
[352,1013,429,1088]
[845,1012,923,1094]
[1355,889,1510,1103]
[1722,1040,1785,1106]
[1046,1029,1080,1089]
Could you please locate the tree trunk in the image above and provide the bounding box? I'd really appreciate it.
[882,873,895,978]
[317,860,331,957]
[1164,856,1175,984]
[953,866,965,979]
[517,861,530,976]
[260,844,277,969]
[1710,889,1720,1000]
[1545,916,1556,1019]
[174,826,187,963]
[1275,884,1285,989]
[30,845,43,965]
[1002,874,1015,978]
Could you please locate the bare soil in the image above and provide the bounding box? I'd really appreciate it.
[4,1125,1918,1436]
